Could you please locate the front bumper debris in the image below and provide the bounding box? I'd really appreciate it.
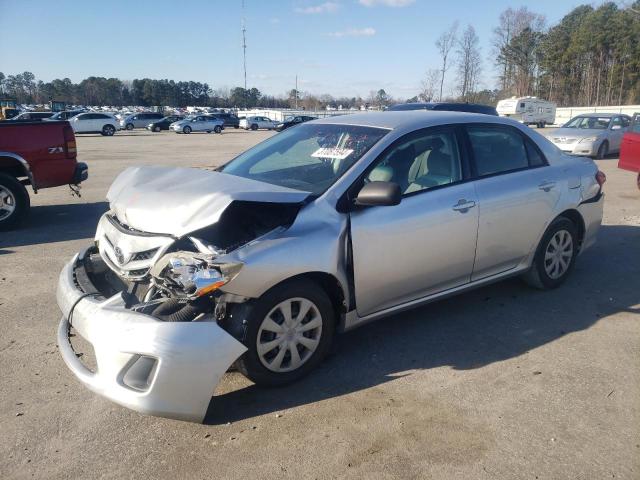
[56,249,247,422]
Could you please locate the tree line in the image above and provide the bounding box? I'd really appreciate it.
[2,2,639,109]
[428,1,640,106]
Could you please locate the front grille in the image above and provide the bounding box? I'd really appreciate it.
[553,137,577,144]
[132,248,158,261]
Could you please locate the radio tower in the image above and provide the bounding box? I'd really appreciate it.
[241,0,247,107]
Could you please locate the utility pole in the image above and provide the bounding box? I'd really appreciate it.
[295,75,298,110]
[241,0,247,108]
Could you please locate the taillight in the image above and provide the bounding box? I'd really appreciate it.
[63,124,77,159]
[596,170,606,187]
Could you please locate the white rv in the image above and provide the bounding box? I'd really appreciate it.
[496,96,556,127]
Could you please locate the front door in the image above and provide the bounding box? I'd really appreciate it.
[349,127,479,316]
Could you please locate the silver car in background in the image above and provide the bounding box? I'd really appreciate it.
[546,113,631,158]
[170,115,224,134]
[120,112,165,130]
[56,112,605,422]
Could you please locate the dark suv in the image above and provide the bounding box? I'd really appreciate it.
[211,112,240,129]
[387,102,498,116]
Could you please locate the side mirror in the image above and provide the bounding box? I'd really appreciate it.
[354,181,401,207]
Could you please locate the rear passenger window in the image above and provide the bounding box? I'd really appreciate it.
[525,140,546,167]
[467,126,529,176]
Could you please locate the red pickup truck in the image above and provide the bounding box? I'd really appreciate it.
[619,113,640,189]
[0,120,88,229]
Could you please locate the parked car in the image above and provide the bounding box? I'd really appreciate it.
[0,120,87,229]
[7,111,54,121]
[240,115,278,130]
[387,102,498,116]
[275,115,317,132]
[147,115,185,132]
[56,111,604,422]
[69,112,119,136]
[546,113,631,159]
[210,112,240,129]
[619,112,640,189]
[48,110,85,121]
[170,115,224,134]
[120,112,165,130]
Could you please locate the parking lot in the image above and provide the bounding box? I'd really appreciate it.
[1,128,639,479]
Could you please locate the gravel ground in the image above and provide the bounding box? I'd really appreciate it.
[0,128,638,480]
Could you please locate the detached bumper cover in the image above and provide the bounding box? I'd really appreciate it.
[56,251,247,422]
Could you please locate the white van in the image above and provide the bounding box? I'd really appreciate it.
[496,96,556,127]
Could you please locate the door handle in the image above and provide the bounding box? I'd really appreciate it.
[452,199,476,212]
[538,181,556,192]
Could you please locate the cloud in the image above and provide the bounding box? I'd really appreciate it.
[358,0,414,6]
[328,27,376,37]
[295,2,340,14]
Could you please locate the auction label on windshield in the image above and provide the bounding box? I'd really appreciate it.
[311,147,354,160]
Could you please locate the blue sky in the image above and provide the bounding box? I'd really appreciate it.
[0,0,585,98]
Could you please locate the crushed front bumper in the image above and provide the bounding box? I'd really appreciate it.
[56,249,247,422]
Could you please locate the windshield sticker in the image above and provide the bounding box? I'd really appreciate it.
[311,147,354,160]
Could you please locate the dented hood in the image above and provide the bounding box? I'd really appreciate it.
[106,166,310,237]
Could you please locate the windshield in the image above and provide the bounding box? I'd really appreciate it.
[221,123,389,195]
[564,116,610,130]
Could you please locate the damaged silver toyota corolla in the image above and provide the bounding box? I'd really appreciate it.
[57,112,604,421]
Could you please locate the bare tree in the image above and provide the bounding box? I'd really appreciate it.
[492,7,545,93]
[456,25,482,100]
[419,69,440,101]
[435,22,458,101]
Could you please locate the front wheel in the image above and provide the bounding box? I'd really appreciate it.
[214,125,222,134]
[101,124,115,136]
[596,141,608,160]
[125,123,134,130]
[183,126,192,134]
[523,217,578,290]
[0,173,30,231]
[153,126,161,132]
[250,124,258,131]
[230,279,335,386]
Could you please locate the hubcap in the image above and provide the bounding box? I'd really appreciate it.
[257,297,322,373]
[0,185,16,221]
[544,229,573,279]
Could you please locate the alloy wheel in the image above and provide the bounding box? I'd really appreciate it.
[257,297,323,373]
[0,185,16,221]
[544,229,573,279]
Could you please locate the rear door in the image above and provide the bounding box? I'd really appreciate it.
[349,126,479,316]
[466,124,561,280]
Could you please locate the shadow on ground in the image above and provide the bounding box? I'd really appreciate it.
[205,223,640,425]
[0,202,108,249]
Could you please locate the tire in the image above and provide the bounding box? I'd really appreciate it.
[540,121,546,128]
[523,217,579,290]
[125,123,134,130]
[214,125,222,134]
[596,141,608,160]
[234,125,239,129]
[101,124,115,136]
[183,126,192,134]
[250,124,258,131]
[206,130,211,134]
[0,173,30,231]
[153,126,161,132]
[230,279,335,386]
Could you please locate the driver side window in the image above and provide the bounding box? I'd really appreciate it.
[366,130,462,196]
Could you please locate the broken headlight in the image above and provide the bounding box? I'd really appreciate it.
[150,252,242,299]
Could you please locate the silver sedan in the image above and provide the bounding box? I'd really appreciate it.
[545,113,631,158]
[56,112,604,421]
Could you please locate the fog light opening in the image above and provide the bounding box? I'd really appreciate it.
[121,355,158,392]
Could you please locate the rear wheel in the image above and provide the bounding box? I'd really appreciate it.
[214,125,222,134]
[230,279,335,386]
[0,173,30,231]
[183,126,192,134]
[101,124,115,136]
[523,217,578,290]
[250,124,258,131]
[596,141,608,160]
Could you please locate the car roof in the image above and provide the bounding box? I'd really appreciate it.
[576,112,622,118]
[313,110,507,130]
